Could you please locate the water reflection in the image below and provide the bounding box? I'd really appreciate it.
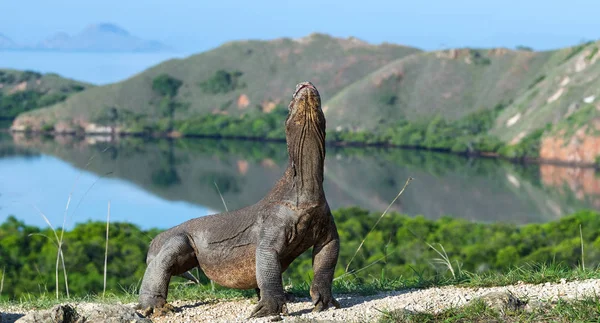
[3,133,600,228]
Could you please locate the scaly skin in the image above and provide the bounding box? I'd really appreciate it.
[138,81,340,318]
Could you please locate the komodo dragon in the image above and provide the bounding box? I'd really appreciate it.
[138,81,340,318]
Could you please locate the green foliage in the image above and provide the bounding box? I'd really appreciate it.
[150,74,185,131]
[497,127,546,159]
[198,70,246,94]
[165,100,542,159]
[19,70,42,82]
[469,50,491,65]
[0,70,90,120]
[331,103,508,154]
[40,123,55,132]
[70,84,86,92]
[528,74,546,89]
[516,45,534,51]
[152,74,183,97]
[0,91,42,119]
[0,71,16,84]
[0,90,69,120]
[322,208,600,284]
[552,104,599,138]
[379,94,398,106]
[2,208,600,300]
[37,93,69,107]
[563,43,588,63]
[175,104,288,139]
[0,216,160,299]
[586,47,599,61]
[0,90,70,120]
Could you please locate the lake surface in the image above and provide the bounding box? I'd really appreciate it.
[0,51,190,84]
[1,133,599,230]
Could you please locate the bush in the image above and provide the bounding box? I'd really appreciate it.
[497,128,546,159]
[19,70,42,82]
[40,123,55,132]
[198,70,246,94]
[516,45,534,51]
[0,90,71,120]
[469,50,491,65]
[152,74,183,97]
[2,208,599,299]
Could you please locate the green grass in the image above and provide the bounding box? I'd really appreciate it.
[586,47,598,61]
[551,104,600,138]
[379,296,600,323]
[562,42,592,63]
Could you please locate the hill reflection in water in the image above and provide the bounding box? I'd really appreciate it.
[3,133,600,227]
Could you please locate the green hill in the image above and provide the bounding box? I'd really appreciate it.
[323,48,557,131]
[322,41,600,164]
[9,35,600,164]
[491,42,600,141]
[10,33,419,132]
[0,69,93,121]
[488,41,600,163]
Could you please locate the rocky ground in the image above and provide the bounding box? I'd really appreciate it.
[2,278,599,322]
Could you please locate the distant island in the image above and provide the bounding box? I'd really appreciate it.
[0,23,172,52]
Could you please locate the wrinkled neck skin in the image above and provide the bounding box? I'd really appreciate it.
[285,119,326,204]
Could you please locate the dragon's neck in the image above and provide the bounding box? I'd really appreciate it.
[286,128,326,203]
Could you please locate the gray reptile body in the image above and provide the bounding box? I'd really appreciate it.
[138,82,340,318]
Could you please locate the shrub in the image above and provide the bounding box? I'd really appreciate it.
[198,70,246,94]
[152,74,183,97]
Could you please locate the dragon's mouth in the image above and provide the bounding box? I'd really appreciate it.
[293,82,316,98]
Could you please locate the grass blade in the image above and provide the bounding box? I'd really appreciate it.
[345,177,413,273]
[103,200,111,298]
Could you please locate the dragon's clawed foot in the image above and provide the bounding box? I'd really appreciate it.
[311,287,341,312]
[138,303,175,318]
[249,295,288,318]
[137,294,175,318]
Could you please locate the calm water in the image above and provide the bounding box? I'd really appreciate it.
[1,133,599,230]
[0,51,190,84]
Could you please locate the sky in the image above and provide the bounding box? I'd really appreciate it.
[1,0,599,54]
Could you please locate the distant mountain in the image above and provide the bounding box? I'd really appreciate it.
[0,23,172,52]
[0,33,17,49]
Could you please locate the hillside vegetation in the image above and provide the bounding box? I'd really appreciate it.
[0,69,92,121]
[10,35,600,164]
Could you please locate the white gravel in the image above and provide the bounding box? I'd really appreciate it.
[149,278,600,322]
[1,279,599,322]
